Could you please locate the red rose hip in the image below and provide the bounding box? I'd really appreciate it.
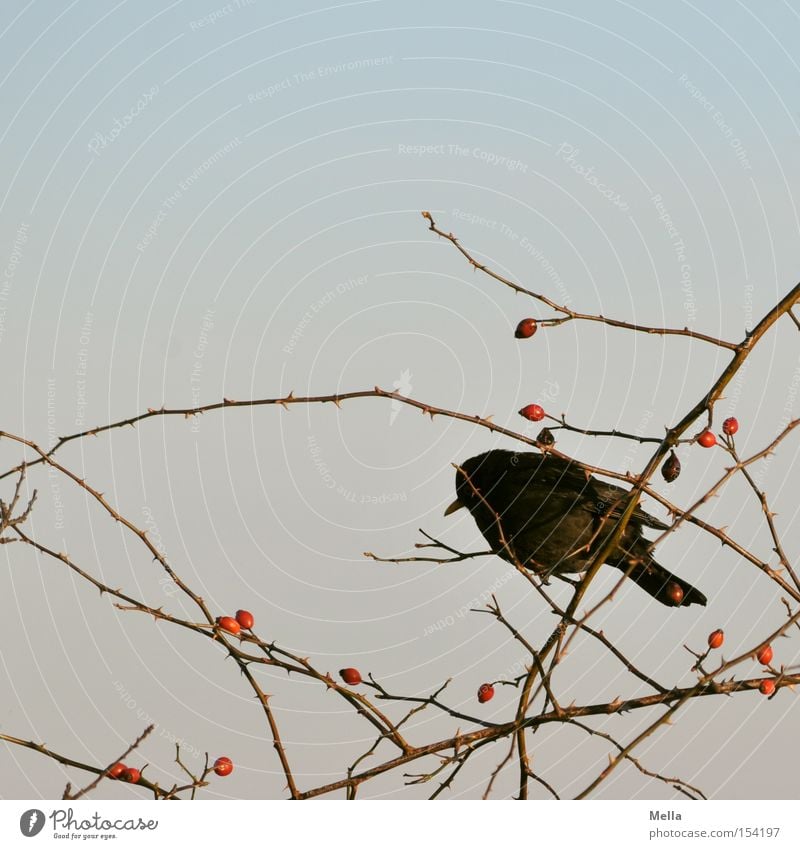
[340,667,362,685]
[519,404,545,422]
[477,683,495,704]
[514,318,538,339]
[722,417,739,436]
[121,767,141,783]
[235,609,254,630]
[756,645,773,665]
[697,430,716,448]
[216,616,241,635]
[214,756,234,777]
[108,762,126,780]
[707,629,724,650]
[759,679,775,696]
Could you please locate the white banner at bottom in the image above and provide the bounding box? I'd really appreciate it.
[0,799,795,848]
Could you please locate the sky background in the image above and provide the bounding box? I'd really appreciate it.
[1,0,799,800]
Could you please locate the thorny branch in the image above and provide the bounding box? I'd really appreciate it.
[421,211,741,351]
[1,216,799,800]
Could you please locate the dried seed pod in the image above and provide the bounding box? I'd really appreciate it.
[661,451,681,483]
[536,427,555,447]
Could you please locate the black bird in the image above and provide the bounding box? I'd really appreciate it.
[445,449,706,607]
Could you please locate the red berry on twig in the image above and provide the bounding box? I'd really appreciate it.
[756,645,773,666]
[121,767,141,783]
[214,756,234,777]
[697,430,716,448]
[707,629,724,650]
[514,318,538,339]
[722,417,739,436]
[759,679,775,696]
[340,668,362,685]
[235,609,254,630]
[477,683,495,704]
[216,616,241,635]
[108,762,126,779]
[519,404,545,422]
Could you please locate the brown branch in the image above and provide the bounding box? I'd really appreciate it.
[1,431,213,621]
[13,525,404,798]
[295,670,798,800]
[483,738,516,800]
[231,661,299,799]
[0,388,534,483]
[64,725,155,800]
[723,434,800,591]
[1,260,797,800]
[421,211,740,351]
[0,464,37,537]
[573,605,800,797]
[570,719,706,800]
[2,726,156,798]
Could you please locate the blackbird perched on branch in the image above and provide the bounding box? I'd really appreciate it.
[445,449,706,607]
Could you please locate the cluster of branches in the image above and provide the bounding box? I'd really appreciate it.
[1,213,799,800]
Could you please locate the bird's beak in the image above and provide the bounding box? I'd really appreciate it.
[444,498,464,516]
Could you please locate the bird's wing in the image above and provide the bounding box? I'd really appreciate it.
[591,480,670,530]
[458,451,669,531]
[518,454,670,531]
[508,452,595,491]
